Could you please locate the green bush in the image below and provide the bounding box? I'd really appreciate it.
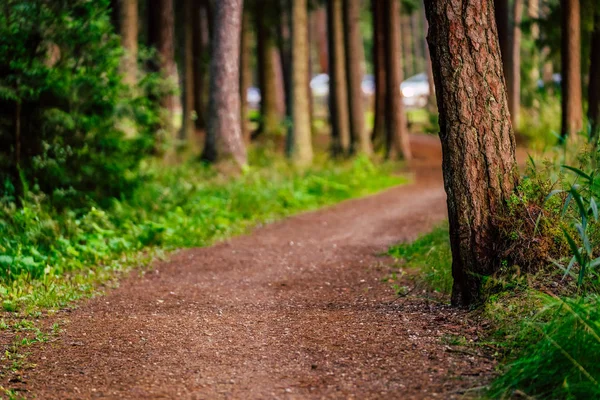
[0,0,160,204]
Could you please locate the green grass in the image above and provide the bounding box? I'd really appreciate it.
[386,222,452,295]
[0,152,406,314]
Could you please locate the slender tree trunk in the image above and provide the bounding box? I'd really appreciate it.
[385,0,411,160]
[425,0,518,307]
[180,0,195,143]
[589,8,600,139]
[560,0,583,139]
[507,0,522,130]
[273,48,286,117]
[278,0,292,119]
[528,0,540,85]
[119,0,138,86]
[371,0,387,145]
[13,101,22,206]
[328,0,351,155]
[314,6,329,73]
[192,2,209,131]
[255,3,282,138]
[240,7,253,144]
[343,0,370,155]
[148,0,177,114]
[202,0,247,166]
[412,8,425,76]
[289,0,313,165]
[401,13,414,79]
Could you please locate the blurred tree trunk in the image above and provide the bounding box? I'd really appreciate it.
[255,2,282,138]
[560,0,583,140]
[202,0,247,166]
[507,0,522,130]
[278,0,292,121]
[425,0,518,307]
[371,0,387,146]
[328,0,351,155]
[401,13,413,79]
[192,2,210,131]
[411,8,424,75]
[384,0,411,160]
[289,0,313,165]
[589,8,600,139]
[119,0,138,86]
[528,0,540,85]
[180,0,195,144]
[273,49,286,116]
[240,7,253,143]
[344,0,370,155]
[314,6,329,73]
[148,0,177,115]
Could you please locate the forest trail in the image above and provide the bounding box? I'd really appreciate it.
[15,136,496,399]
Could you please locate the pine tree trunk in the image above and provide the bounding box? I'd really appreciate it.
[385,0,411,160]
[119,0,138,86]
[327,0,351,155]
[273,48,286,117]
[371,0,387,146]
[560,0,583,139]
[289,0,313,165]
[180,0,195,143]
[240,7,253,144]
[507,0,522,130]
[425,0,518,307]
[343,0,370,155]
[202,0,247,166]
[192,2,209,131]
[589,8,600,139]
[255,3,282,137]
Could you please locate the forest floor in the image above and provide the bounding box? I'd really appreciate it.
[4,136,499,399]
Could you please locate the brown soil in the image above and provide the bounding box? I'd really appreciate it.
[7,135,496,399]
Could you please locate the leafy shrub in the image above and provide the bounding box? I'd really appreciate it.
[0,0,160,204]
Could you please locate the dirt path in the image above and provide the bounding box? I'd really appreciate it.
[13,136,495,399]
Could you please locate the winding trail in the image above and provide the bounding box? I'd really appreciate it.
[16,136,495,399]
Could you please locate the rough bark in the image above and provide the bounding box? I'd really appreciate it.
[343,0,371,155]
[424,0,518,306]
[507,0,522,129]
[240,7,253,144]
[180,0,195,143]
[589,8,600,139]
[314,6,329,73]
[371,0,387,145]
[119,0,138,86]
[202,0,247,166]
[255,3,282,138]
[289,0,313,165]
[384,0,411,160]
[560,0,583,139]
[327,0,351,155]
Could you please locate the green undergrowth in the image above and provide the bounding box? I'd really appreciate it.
[386,222,452,296]
[0,152,405,315]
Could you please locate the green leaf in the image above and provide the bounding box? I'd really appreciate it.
[575,223,592,255]
[562,228,584,272]
[562,165,592,183]
[545,189,564,203]
[590,197,598,222]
